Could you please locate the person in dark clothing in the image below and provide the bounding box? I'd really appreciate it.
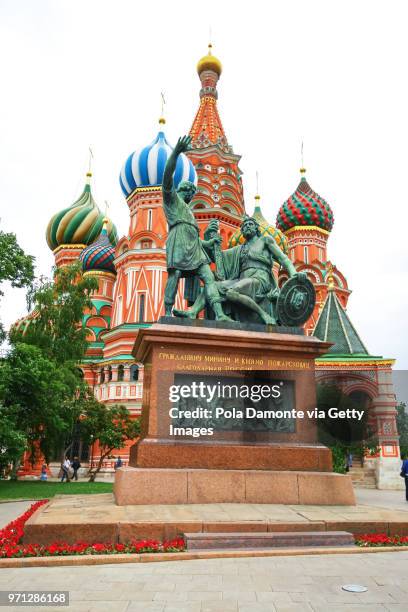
[114,457,123,470]
[71,457,81,481]
[401,456,408,501]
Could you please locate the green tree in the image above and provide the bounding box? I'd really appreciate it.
[396,402,408,458]
[11,262,97,364]
[0,411,26,478]
[0,229,34,342]
[80,401,140,482]
[0,343,83,477]
[316,383,379,473]
[4,261,140,481]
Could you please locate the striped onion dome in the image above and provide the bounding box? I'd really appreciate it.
[11,309,39,337]
[46,173,118,251]
[229,197,288,254]
[276,171,334,232]
[119,126,198,197]
[79,218,116,275]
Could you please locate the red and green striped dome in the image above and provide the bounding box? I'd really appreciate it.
[276,173,334,232]
[229,198,288,254]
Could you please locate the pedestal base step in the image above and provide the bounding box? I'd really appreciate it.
[114,467,356,505]
[185,531,355,550]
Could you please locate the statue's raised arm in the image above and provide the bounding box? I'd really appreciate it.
[162,135,192,204]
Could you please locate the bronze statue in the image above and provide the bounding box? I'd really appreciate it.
[162,135,231,321]
[174,215,315,326]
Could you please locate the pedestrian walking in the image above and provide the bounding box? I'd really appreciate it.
[71,457,81,481]
[401,455,408,501]
[60,457,71,482]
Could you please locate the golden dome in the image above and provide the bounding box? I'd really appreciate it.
[197,44,222,77]
[229,197,289,254]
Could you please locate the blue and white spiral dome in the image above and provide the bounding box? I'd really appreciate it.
[119,130,198,197]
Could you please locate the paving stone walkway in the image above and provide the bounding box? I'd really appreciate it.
[0,551,407,611]
[0,500,34,529]
[30,490,408,526]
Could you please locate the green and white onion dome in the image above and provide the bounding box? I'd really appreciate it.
[46,173,118,251]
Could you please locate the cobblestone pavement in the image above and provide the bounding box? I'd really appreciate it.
[355,488,408,511]
[0,551,407,611]
[30,488,408,531]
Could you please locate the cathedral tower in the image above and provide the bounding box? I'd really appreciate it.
[276,168,349,334]
[188,45,246,247]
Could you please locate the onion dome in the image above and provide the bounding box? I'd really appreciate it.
[46,173,118,251]
[11,310,39,337]
[79,218,116,275]
[229,195,288,254]
[119,125,198,197]
[197,43,222,77]
[276,169,334,232]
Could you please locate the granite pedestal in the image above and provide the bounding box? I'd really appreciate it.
[114,322,355,506]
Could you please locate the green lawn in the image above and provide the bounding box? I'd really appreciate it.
[0,481,113,500]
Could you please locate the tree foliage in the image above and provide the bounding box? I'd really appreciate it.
[2,261,140,480]
[11,262,98,364]
[1,262,98,474]
[80,401,140,481]
[0,411,26,478]
[396,402,408,458]
[0,229,34,342]
[317,383,379,473]
[0,343,83,468]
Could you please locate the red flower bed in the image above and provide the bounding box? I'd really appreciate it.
[355,533,408,547]
[0,500,185,558]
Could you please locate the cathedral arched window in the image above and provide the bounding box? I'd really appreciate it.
[117,365,124,382]
[107,366,112,382]
[138,294,146,322]
[100,369,105,384]
[147,209,153,231]
[130,365,139,381]
[304,246,309,263]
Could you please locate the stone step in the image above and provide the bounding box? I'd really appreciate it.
[350,466,377,489]
[350,468,375,475]
[184,531,355,550]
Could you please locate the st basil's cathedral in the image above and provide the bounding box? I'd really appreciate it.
[15,46,401,489]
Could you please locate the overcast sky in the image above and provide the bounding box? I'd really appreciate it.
[1,0,407,377]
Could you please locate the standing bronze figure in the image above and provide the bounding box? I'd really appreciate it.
[162,135,231,321]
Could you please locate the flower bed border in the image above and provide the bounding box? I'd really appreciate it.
[355,533,408,547]
[3,501,408,560]
[0,500,185,558]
